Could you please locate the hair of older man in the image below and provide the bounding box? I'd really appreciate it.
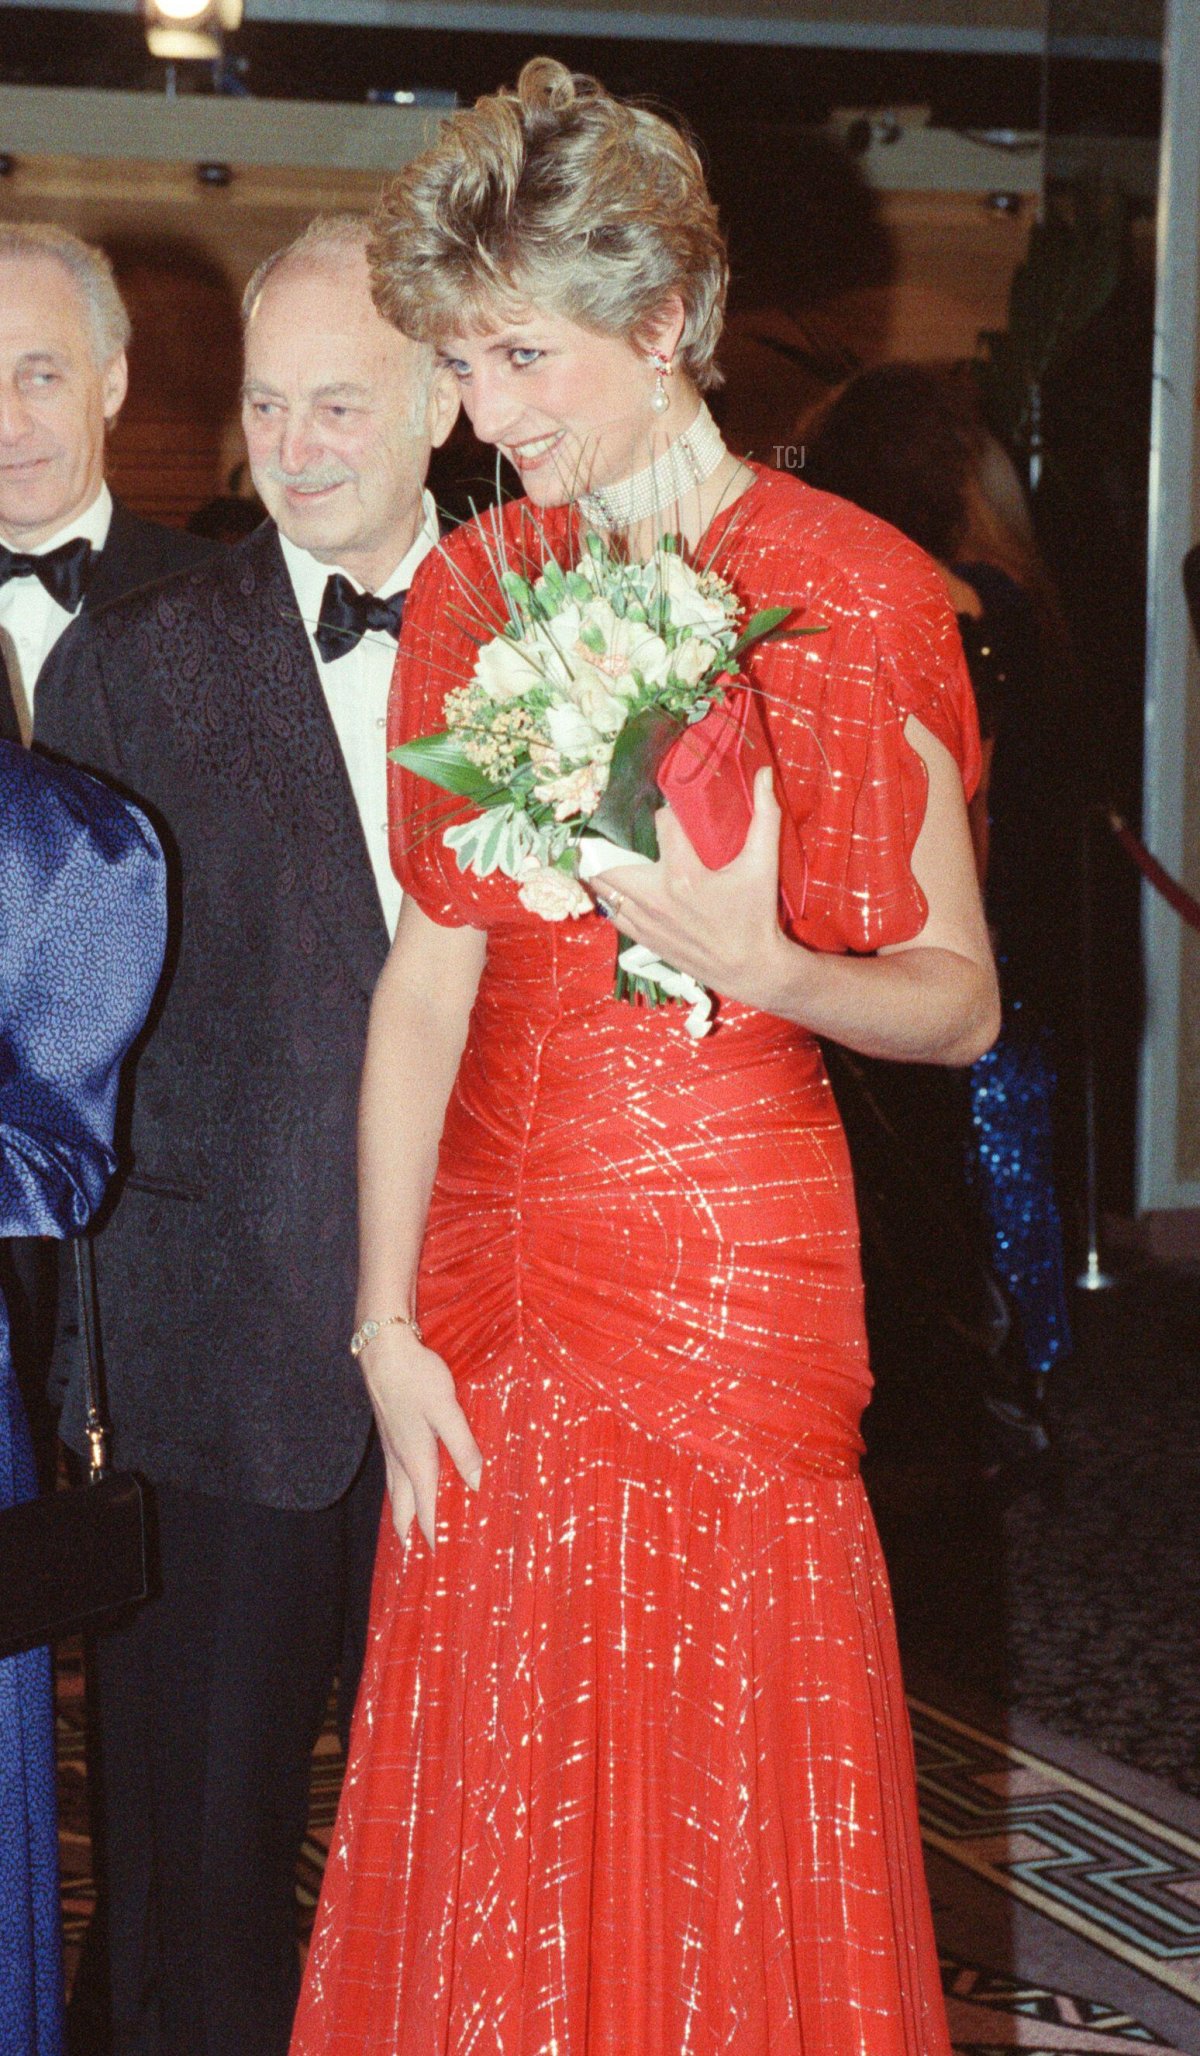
[240,213,376,329]
[242,212,437,423]
[0,222,131,365]
[370,59,728,393]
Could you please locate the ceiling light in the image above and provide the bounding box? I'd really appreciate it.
[143,0,242,62]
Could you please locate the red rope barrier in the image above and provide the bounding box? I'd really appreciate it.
[1105,808,1200,934]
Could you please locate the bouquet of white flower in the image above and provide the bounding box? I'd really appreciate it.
[392,528,793,1036]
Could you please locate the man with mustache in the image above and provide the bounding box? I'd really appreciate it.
[36,215,458,2056]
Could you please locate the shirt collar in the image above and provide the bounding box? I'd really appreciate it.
[8,483,114,559]
[278,489,439,641]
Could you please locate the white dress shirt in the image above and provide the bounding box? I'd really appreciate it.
[0,484,113,741]
[279,491,439,938]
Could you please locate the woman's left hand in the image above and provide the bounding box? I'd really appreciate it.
[590,767,794,1015]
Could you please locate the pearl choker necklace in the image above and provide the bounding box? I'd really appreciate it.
[576,401,728,530]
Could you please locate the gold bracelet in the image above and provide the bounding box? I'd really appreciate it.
[349,1310,424,1358]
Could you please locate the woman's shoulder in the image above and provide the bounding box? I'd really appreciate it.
[405,500,574,642]
[729,469,980,792]
[727,465,948,615]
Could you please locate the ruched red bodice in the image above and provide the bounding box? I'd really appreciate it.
[292,468,976,2056]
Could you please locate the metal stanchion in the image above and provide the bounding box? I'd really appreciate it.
[1076,808,1114,1290]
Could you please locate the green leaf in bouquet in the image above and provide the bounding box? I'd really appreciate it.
[731,606,797,659]
[500,570,533,615]
[588,706,684,861]
[389,731,509,805]
[477,808,512,874]
[444,803,541,880]
[538,559,569,604]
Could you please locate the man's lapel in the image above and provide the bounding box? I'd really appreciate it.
[228,525,389,996]
[0,657,20,746]
[84,500,141,612]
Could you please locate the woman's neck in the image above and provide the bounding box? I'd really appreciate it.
[627,452,756,560]
[576,396,755,559]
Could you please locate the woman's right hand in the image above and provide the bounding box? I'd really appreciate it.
[359,1328,483,1548]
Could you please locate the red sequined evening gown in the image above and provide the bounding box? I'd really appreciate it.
[291,466,979,2056]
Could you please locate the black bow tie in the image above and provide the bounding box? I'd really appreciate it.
[0,535,94,613]
[314,574,406,664]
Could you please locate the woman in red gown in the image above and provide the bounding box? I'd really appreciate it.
[292,60,998,2056]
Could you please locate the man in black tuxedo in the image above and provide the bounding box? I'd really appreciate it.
[0,224,214,1505]
[36,214,459,2056]
[0,223,212,744]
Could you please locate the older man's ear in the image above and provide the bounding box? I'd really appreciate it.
[102,350,129,430]
[427,361,461,450]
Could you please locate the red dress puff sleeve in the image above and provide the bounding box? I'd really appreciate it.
[706,469,981,955]
[386,526,511,931]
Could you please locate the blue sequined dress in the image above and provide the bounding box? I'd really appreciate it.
[0,741,166,2056]
[956,564,1073,1384]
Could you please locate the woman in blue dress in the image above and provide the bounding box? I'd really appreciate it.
[1,739,166,2056]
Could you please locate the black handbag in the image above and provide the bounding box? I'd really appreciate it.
[0,1240,151,1660]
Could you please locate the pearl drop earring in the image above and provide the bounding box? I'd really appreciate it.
[650,351,673,415]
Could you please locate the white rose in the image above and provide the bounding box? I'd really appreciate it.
[655,551,733,635]
[545,700,601,762]
[615,621,671,690]
[474,634,544,702]
[534,606,583,688]
[571,668,627,734]
[577,601,671,692]
[670,637,719,687]
[517,861,593,920]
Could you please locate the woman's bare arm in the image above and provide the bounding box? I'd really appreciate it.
[355,896,487,1546]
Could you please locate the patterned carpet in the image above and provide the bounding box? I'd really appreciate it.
[912,1693,1200,2052]
[870,1264,1200,1808]
[55,1650,1200,2053]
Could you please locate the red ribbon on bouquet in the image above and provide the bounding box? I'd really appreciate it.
[658,684,809,927]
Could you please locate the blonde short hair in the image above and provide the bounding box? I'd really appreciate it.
[370,58,727,391]
[0,223,130,365]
